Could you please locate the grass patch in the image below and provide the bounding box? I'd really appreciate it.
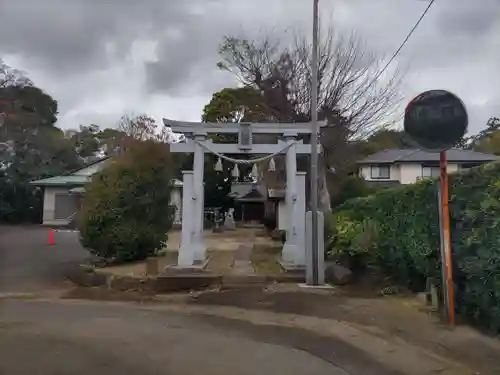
[251,245,283,275]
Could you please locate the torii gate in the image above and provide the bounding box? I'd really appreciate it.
[165,118,325,268]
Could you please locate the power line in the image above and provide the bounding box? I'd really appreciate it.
[360,0,436,97]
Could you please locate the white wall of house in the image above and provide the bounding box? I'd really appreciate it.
[446,163,460,173]
[42,187,77,225]
[399,164,422,184]
[360,162,460,184]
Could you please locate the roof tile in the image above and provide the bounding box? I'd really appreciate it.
[357,149,499,164]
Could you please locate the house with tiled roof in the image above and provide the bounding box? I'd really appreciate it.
[357,148,498,186]
[30,157,183,226]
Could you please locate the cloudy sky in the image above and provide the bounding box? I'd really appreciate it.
[1,0,499,134]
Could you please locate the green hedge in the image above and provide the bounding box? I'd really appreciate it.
[329,161,500,333]
[79,140,174,263]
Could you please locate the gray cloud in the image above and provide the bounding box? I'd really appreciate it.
[144,13,227,95]
[0,0,199,74]
[399,0,500,69]
[143,0,310,95]
[0,0,499,134]
[435,0,500,37]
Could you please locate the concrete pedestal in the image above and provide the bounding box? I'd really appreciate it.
[306,210,325,285]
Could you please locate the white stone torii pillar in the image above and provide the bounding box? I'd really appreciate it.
[178,171,194,266]
[192,132,207,262]
[295,172,307,266]
[282,131,298,263]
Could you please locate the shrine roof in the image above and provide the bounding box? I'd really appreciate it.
[229,182,266,202]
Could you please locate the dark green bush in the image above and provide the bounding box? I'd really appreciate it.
[330,175,381,208]
[78,140,174,263]
[329,162,500,333]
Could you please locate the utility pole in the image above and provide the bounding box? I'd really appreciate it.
[308,0,321,285]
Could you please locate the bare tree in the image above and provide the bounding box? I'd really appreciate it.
[117,113,158,141]
[157,126,181,143]
[0,59,32,89]
[117,113,179,146]
[217,27,405,211]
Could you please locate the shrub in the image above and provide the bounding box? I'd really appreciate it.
[78,140,174,263]
[329,162,500,333]
[330,175,385,209]
[328,213,379,271]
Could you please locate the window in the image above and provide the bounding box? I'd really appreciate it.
[370,165,390,179]
[422,165,440,178]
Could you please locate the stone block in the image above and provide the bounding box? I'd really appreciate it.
[325,262,354,285]
[69,266,108,287]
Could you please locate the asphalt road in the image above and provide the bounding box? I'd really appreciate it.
[0,226,397,375]
[0,225,87,294]
[0,227,348,374]
[0,299,350,375]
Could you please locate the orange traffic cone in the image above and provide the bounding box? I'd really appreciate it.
[48,228,55,246]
